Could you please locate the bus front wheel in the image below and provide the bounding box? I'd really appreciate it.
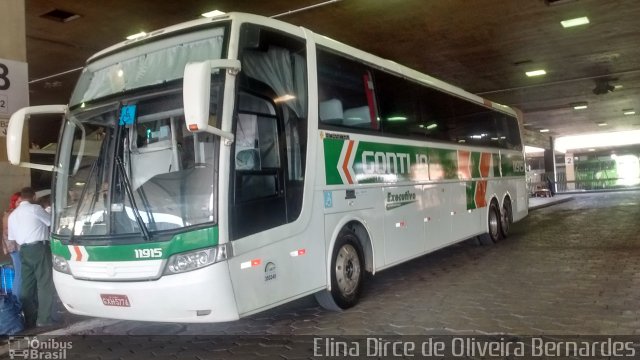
[315,229,364,311]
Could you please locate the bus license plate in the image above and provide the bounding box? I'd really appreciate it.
[100,294,131,307]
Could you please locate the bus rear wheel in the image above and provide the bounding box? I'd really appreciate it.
[477,201,503,245]
[315,229,364,311]
[500,198,512,238]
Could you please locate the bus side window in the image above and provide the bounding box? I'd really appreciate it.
[317,48,379,131]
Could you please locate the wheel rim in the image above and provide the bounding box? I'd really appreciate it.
[335,244,361,296]
[489,206,500,240]
[501,204,510,235]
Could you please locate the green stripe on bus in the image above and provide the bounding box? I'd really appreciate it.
[323,137,512,185]
[50,240,71,259]
[428,148,458,181]
[501,153,526,177]
[470,152,482,179]
[466,181,477,210]
[323,138,344,185]
[323,137,458,185]
[493,153,502,177]
[50,226,219,261]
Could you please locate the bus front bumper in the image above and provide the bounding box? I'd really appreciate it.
[54,261,240,323]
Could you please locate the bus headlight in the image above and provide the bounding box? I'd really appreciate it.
[163,244,229,275]
[53,255,71,274]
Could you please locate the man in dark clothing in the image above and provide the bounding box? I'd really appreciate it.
[8,187,56,328]
[546,176,555,197]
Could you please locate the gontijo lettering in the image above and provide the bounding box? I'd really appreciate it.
[362,150,428,175]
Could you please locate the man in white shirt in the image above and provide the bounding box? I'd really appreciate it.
[8,187,56,328]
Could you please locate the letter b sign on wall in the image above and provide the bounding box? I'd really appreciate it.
[0,58,28,137]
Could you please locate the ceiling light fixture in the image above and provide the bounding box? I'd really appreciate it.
[526,69,546,77]
[597,123,608,127]
[623,109,636,115]
[539,129,550,133]
[426,123,438,130]
[201,10,226,18]
[614,84,623,90]
[588,148,596,152]
[561,16,590,28]
[126,31,147,40]
[572,102,588,110]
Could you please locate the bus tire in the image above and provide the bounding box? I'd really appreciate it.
[477,201,503,245]
[315,229,364,311]
[500,197,512,238]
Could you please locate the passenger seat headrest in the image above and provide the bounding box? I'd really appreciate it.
[319,99,343,123]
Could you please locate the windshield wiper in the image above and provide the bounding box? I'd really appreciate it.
[134,184,157,231]
[69,157,100,244]
[115,156,151,241]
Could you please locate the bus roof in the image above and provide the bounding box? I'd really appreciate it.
[86,12,517,118]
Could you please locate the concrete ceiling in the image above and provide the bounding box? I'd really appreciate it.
[25,0,640,140]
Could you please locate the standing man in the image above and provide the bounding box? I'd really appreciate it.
[8,187,56,328]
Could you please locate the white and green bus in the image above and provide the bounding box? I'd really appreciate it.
[7,12,527,322]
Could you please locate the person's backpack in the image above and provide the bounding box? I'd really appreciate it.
[0,264,23,335]
[1,264,15,295]
[0,294,24,335]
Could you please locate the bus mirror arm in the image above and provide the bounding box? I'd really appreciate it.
[203,125,234,144]
[7,104,68,172]
[183,59,240,145]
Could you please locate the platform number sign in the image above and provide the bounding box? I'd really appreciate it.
[0,63,9,117]
[0,63,12,117]
[0,63,10,90]
[0,58,29,137]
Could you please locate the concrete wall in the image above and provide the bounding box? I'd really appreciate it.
[0,0,31,220]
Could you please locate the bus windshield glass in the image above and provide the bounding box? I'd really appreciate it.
[70,26,226,107]
[53,86,221,239]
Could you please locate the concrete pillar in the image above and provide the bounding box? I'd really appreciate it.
[564,152,575,190]
[543,136,556,193]
[0,0,30,213]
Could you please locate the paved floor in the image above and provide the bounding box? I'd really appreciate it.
[3,191,640,358]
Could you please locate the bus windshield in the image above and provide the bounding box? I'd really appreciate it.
[53,86,220,239]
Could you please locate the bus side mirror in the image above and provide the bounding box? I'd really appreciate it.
[7,105,68,171]
[183,59,240,143]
